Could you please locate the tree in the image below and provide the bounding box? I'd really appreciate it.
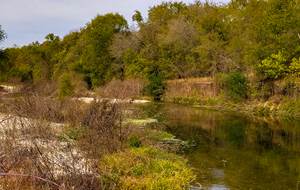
[2,0,300,96]
[132,10,143,24]
[148,2,187,25]
[0,25,5,43]
[145,65,166,101]
[71,13,128,87]
[0,25,6,81]
[109,32,139,80]
[256,0,300,59]
[258,52,288,80]
[158,17,199,78]
[41,33,61,80]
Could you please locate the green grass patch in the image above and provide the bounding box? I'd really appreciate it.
[146,130,175,141]
[59,125,85,141]
[100,147,195,190]
[124,118,158,126]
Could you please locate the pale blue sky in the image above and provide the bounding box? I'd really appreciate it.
[0,0,229,48]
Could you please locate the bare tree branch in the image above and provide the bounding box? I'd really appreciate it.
[0,172,60,187]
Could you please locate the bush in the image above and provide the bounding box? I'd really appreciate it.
[58,73,74,98]
[258,52,288,80]
[258,81,274,100]
[289,57,300,77]
[1,95,103,190]
[80,101,128,157]
[279,99,300,118]
[281,79,297,97]
[128,135,142,148]
[99,147,195,190]
[218,72,248,101]
[145,67,166,101]
[96,79,145,99]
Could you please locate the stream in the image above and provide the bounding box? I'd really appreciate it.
[141,103,300,190]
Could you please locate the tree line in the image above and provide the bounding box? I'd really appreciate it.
[1,0,300,99]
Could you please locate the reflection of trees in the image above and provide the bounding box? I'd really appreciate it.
[159,105,300,189]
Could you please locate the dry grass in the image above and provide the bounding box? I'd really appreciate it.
[96,79,145,99]
[165,77,217,99]
[78,100,129,158]
[0,94,128,189]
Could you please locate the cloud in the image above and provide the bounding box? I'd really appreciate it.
[0,0,228,48]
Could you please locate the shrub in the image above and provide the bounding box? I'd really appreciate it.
[58,73,74,98]
[8,95,65,123]
[279,99,300,118]
[0,95,102,190]
[281,79,297,97]
[128,135,142,148]
[100,147,195,190]
[258,52,288,80]
[145,67,166,101]
[258,81,274,100]
[80,101,128,157]
[218,72,248,101]
[289,57,300,77]
[96,79,145,99]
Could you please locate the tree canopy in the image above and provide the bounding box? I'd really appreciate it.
[0,25,5,43]
[1,0,300,91]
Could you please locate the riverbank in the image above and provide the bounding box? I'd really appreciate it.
[163,96,300,120]
[159,103,300,189]
[2,81,300,189]
[0,94,196,189]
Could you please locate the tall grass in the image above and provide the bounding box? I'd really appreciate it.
[96,79,145,99]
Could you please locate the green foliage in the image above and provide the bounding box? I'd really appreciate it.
[128,136,142,148]
[0,25,5,43]
[0,50,9,81]
[258,82,275,100]
[61,126,85,141]
[145,66,166,101]
[257,0,300,56]
[258,52,288,80]
[146,130,175,141]
[58,73,74,98]
[281,79,297,97]
[219,72,248,101]
[148,2,187,25]
[132,10,143,23]
[289,57,300,76]
[75,13,128,87]
[279,99,300,118]
[2,1,300,98]
[100,147,195,190]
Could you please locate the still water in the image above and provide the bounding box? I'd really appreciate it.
[142,103,300,190]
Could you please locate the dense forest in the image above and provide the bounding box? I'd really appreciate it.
[1,0,300,100]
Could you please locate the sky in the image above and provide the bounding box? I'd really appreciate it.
[0,0,229,48]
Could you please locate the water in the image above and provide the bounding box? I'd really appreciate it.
[142,103,300,190]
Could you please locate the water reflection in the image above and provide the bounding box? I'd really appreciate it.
[210,184,229,190]
[142,103,300,190]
